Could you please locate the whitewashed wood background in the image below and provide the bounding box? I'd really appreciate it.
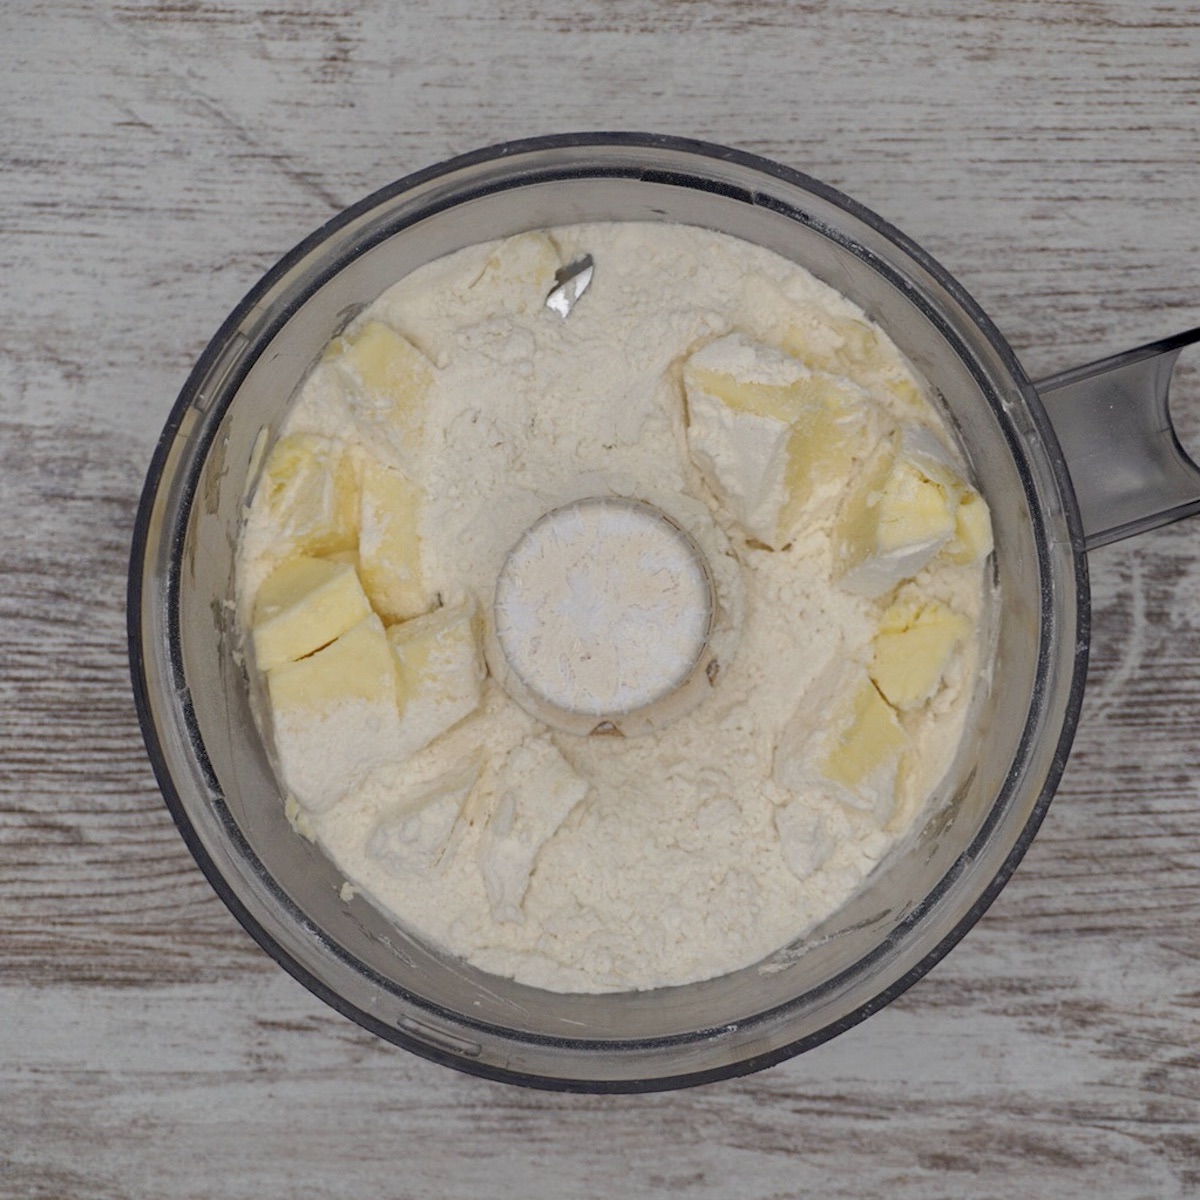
[4,1,1200,1196]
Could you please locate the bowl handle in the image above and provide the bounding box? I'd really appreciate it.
[1036,327,1200,549]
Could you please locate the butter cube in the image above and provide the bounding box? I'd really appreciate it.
[943,488,994,565]
[773,660,907,819]
[773,799,834,879]
[358,457,430,622]
[367,762,479,875]
[782,313,880,376]
[473,232,563,311]
[833,425,964,597]
[329,320,433,408]
[387,600,485,757]
[256,432,358,557]
[683,334,885,547]
[252,555,372,671]
[870,597,971,710]
[781,311,931,420]
[820,675,909,794]
[268,612,395,710]
[326,320,434,453]
[480,735,589,922]
[266,613,401,812]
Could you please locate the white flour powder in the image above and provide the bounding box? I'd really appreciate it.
[238,221,990,993]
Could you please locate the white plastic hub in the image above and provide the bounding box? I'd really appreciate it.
[493,497,714,725]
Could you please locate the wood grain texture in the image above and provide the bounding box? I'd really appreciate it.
[3,0,1200,1195]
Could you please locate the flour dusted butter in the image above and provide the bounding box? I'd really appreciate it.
[683,332,888,549]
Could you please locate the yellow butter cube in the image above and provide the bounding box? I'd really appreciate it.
[473,231,563,311]
[330,320,432,406]
[683,334,885,547]
[358,457,429,622]
[781,312,930,420]
[252,555,372,671]
[256,432,358,557]
[833,426,962,597]
[820,676,909,792]
[387,600,485,756]
[943,488,994,565]
[782,313,880,376]
[326,320,433,451]
[877,458,958,549]
[267,612,396,712]
[781,376,885,535]
[870,597,971,710]
[266,613,402,813]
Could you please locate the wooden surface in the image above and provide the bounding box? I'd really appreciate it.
[4,1,1200,1195]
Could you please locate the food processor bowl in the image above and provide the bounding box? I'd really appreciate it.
[128,133,1200,1091]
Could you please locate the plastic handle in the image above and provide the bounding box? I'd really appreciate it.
[1036,327,1200,549]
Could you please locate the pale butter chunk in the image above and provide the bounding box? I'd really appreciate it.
[252,555,373,672]
[775,666,909,822]
[870,596,971,711]
[357,456,429,622]
[773,799,835,879]
[470,231,564,313]
[480,735,590,922]
[325,320,434,460]
[944,487,994,565]
[254,432,359,559]
[367,762,480,876]
[820,675,908,801]
[833,423,988,598]
[682,333,888,548]
[387,600,485,759]
[266,613,402,813]
[782,312,882,376]
[779,310,931,419]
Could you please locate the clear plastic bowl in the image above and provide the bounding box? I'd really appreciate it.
[129,133,1089,1091]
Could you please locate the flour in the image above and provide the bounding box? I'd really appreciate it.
[236,221,992,993]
